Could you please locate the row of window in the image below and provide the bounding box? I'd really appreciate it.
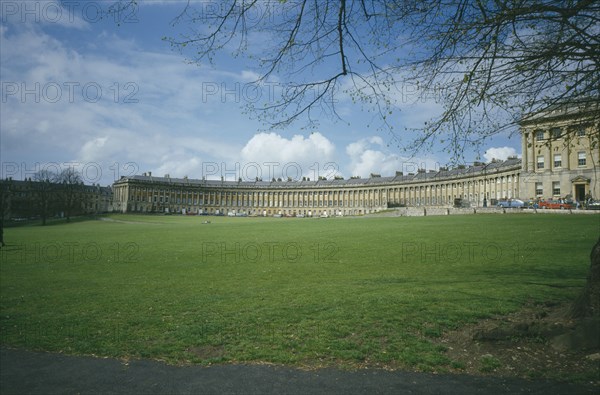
[129,182,518,206]
[535,181,562,196]
[536,152,587,169]
[534,126,586,140]
[132,189,520,213]
[127,175,518,201]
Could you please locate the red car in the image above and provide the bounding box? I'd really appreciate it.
[538,199,573,209]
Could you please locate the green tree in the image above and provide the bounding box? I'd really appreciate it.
[0,178,13,246]
[56,168,85,223]
[31,170,58,226]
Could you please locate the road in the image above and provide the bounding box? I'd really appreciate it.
[1,348,597,394]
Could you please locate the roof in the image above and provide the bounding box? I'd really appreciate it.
[520,102,600,126]
[114,159,523,190]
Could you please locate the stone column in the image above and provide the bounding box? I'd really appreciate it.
[546,136,552,173]
[522,131,528,172]
[527,132,535,172]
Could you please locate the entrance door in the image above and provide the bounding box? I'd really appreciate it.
[575,184,586,202]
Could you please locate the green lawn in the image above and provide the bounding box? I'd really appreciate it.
[0,214,597,371]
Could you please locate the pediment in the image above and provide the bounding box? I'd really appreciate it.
[570,175,591,183]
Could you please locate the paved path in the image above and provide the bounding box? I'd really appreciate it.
[1,348,597,394]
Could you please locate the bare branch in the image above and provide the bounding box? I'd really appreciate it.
[166,0,600,158]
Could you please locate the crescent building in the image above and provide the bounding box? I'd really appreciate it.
[112,107,599,216]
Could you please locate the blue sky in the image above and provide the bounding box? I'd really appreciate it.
[1,0,521,186]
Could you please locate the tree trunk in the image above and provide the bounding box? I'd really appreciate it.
[569,237,600,319]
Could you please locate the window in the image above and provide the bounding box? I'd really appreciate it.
[578,152,586,166]
[553,154,562,168]
[577,126,586,137]
[552,181,560,195]
[537,156,545,169]
[535,182,543,196]
[551,127,562,139]
[535,130,545,140]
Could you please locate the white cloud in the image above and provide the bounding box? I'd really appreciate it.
[345,137,439,178]
[483,146,520,162]
[155,157,203,179]
[79,136,108,162]
[0,21,252,185]
[1,2,523,188]
[240,132,336,179]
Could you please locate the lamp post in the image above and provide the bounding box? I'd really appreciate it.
[483,164,488,208]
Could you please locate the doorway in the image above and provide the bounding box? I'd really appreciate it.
[575,184,586,202]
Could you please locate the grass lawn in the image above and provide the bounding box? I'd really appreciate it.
[0,214,597,372]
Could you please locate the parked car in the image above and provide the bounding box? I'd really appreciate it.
[586,199,600,210]
[453,198,471,208]
[496,199,525,208]
[538,199,573,209]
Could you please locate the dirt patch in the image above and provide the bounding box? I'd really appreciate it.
[435,301,600,383]
[186,345,225,360]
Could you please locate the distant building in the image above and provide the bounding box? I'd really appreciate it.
[0,179,112,219]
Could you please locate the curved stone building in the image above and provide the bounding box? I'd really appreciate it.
[111,159,522,216]
[112,107,599,215]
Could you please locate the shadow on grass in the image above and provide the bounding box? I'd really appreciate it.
[5,215,105,228]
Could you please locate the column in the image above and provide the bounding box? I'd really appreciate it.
[522,132,528,172]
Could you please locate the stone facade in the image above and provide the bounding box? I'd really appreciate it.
[112,161,523,216]
[519,105,599,202]
[112,108,599,216]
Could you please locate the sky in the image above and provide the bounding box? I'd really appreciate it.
[0,0,521,186]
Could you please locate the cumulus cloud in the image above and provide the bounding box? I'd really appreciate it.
[240,132,337,180]
[346,137,402,177]
[155,157,203,179]
[483,146,520,162]
[79,136,108,162]
[345,137,440,178]
[0,20,250,185]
